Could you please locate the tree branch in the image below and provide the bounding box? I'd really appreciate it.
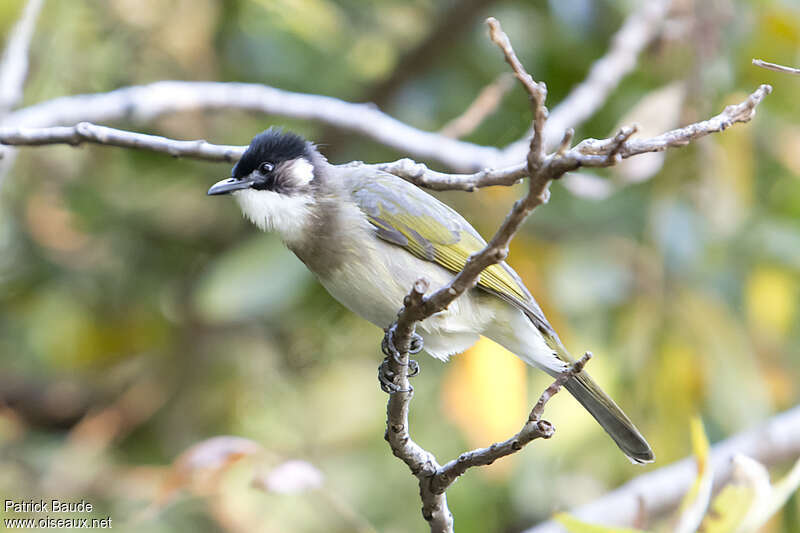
[1,80,500,172]
[0,0,44,115]
[439,73,514,139]
[499,0,674,164]
[752,58,800,76]
[0,1,671,180]
[374,16,771,532]
[430,353,591,495]
[0,85,772,189]
[0,0,45,185]
[0,122,244,162]
[0,8,775,532]
[525,405,800,533]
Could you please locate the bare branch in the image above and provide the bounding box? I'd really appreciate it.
[370,159,527,191]
[375,17,771,532]
[525,405,800,533]
[439,73,515,139]
[431,353,592,495]
[487,17,548,169]
[0,122,244,162]
[554,84,772,172]
[0,9,774,532]
[379,20,583,532]
[1,85,770,196]
[1,81,500,173]
[500,0,674,164]
[0,0,671,190]
[752,58,800,76]
[0,0,44,114]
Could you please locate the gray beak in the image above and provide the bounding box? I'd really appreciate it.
[207,177,255,196]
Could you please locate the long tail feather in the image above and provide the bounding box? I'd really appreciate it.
[563,371,654,464]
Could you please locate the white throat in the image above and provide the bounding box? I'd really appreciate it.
[234,189,313,244]
[232,157,317,244]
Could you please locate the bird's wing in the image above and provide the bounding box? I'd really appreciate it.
[347,168,555,337]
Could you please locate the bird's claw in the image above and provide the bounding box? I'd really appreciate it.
[378,358,413,394]
[407,358,419,377]
[382,329,425,363]
[378,329,422,393]
[409,333,424,354]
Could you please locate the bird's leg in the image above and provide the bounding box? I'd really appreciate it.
[378,328,423,392]
[378,358,406,393]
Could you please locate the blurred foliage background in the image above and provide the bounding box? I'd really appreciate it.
[0,0,799,531]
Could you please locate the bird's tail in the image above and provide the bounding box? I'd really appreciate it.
[562,368,654,464]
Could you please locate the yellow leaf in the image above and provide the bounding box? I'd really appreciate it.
[554,513,649,533]
[745,266,798,338]
[699,483,753,533]
[675,416,713,533]
[442,337,527,477]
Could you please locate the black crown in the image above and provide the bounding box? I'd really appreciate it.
[232,128,311,179]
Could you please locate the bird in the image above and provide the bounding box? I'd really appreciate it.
[207,128,654,464]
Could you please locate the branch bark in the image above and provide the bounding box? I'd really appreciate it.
[752,58,800,76]
[0,2,672,179]
[499,0,674,164]
[0,122,244,162]
[374,16,771,532]
[1,80,500,172]
[0,84,770,185]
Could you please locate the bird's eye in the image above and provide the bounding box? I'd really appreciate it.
[259,162,274,174]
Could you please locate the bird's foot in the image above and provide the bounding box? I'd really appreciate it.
[382,328,424,362]
[378,357,414,394]
[379,328,423,393]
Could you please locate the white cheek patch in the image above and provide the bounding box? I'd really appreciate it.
[287,158,315,186]
[233,188,313,245]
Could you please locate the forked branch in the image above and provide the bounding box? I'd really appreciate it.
[0,11,773,533]
[376,18,771,533]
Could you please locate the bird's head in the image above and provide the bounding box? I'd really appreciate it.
[208,128,319,243]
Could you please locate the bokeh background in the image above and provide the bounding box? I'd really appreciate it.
[0,0,798,531]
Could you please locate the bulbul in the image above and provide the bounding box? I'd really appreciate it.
[208,128,654,464]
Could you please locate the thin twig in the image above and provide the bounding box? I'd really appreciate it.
[500,0,674,163]
[439,73,515,139]
[0,122,244,162]
[430,353,592,495]
[370,159,527,191]
[0,0,44,114]
[752,59,800,76]
[553,84,772,172]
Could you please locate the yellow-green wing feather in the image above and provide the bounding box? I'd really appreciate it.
[347,168,553,336]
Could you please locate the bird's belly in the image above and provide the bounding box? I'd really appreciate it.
[315,240,496,360]
[317,260,410,329]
